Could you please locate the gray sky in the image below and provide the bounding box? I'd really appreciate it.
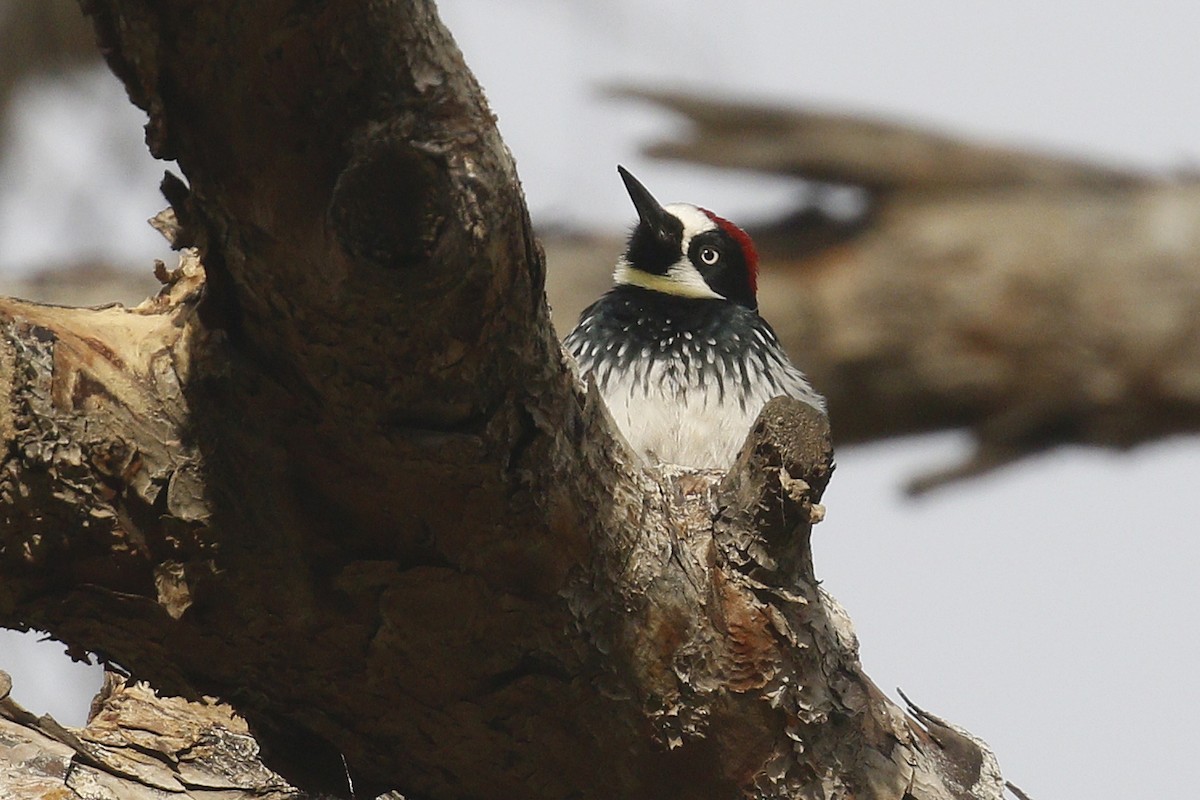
[2,3,1199,798]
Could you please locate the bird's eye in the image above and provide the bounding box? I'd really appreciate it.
[699,246,720,266]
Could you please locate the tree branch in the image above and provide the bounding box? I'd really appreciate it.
[1,3,1005,798]
[1,670,313,799]
[614,87,1146,193]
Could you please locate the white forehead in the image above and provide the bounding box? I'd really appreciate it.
[664,203,717,240]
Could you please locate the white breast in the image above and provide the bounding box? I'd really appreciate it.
[593,349,822,469]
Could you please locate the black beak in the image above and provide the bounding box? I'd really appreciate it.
[618,166,673,237]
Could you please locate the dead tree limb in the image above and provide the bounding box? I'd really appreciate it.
[616,88,1200,491]
[0,671,310,799]
[0,3,1005,798]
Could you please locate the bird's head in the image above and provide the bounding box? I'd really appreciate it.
[613,165,759,310]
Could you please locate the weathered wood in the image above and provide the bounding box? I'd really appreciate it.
[0,3,1005,798]
[0,670,312,799]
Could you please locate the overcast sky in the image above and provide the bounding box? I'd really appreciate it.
[3,3,1200,799]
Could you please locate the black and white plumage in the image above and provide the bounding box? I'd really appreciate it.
[564,166,825,468]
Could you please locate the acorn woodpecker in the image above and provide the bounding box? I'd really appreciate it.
[564,166,826,468]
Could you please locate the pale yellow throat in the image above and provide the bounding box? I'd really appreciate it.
[613,261,724,300]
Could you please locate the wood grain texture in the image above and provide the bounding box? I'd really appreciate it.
[0,672,310,799]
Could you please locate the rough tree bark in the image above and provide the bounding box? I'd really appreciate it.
[616,89,1200,491]
[0,4,1005,800]
[1,670,311,799]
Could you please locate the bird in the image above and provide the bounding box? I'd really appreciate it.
[564,166,825,468]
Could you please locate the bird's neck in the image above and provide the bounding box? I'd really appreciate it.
[586,285,753,340]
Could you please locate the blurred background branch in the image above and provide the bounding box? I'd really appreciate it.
[0,1,96,114]
[616,87,1150,192]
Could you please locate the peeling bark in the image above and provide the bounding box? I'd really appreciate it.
[1,3,1006,798]
[1,671,312,799]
